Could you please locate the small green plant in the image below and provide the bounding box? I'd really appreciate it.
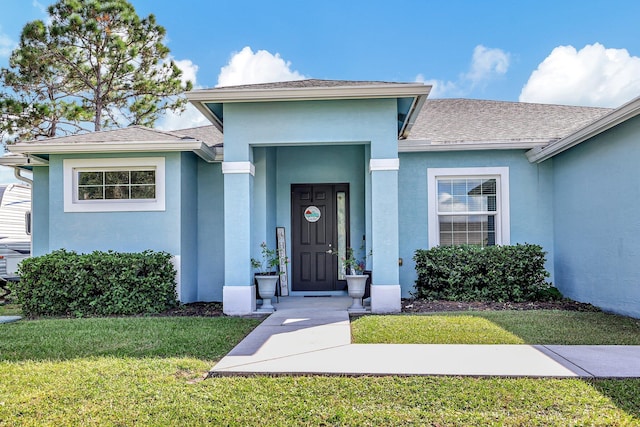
[251,242,287,274]
[328,245,369,275]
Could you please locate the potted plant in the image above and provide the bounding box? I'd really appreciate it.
[330,246,369,312]
[251,242,287,312]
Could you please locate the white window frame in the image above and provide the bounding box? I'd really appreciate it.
[64,157,166,212]
[427,167,510,248]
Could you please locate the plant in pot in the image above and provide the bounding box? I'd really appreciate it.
[330,246,370,312]
[251,242,287,312]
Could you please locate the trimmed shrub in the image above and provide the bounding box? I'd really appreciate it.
[413,244,559,302]
[12,249,178,317]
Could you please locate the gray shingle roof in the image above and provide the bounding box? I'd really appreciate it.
[171,125,223,146]
[210,79,419,90]
[11,97,614,151]
[15,125,223,147]
[408,99,612,143]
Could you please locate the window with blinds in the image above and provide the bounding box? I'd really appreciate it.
[436,177,497,247]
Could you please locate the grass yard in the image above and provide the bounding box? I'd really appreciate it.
[351,310,640,345]
[0,313,639,425]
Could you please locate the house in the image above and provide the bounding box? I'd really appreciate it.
[1,79,639,318]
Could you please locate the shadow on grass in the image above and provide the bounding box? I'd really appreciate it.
[588,379,640,420]
[0,316,260,362]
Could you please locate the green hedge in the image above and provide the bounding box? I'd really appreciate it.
[413,244,560,302]
[12,249,178,317]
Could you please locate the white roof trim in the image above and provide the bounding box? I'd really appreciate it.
[186,83,431,104]
[526,95,640,163]
[0,153,49,166]
[399,139,550,153]
[8,141,219,163]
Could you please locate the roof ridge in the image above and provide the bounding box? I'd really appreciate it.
[426,98,614,110]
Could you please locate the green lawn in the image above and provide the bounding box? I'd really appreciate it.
[0,314,639,425]
[0,303,22,316]
[351,310,640,345]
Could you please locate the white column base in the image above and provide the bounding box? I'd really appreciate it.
[223,285,256,316]
[370,285,401,313]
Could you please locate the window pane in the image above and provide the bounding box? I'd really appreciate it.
[105,171,130,185]
[437,180,453,212]
[131,170,155,185]
[437,178,497,214]
[105,185,130,199]
[336,191,347,280]
[439,214,497,247]
[131,185,155,199]
[467,179,482,195]
[451,180,467,196]
[439,232,453,246]
[78,171,103,186]
[481,179,496,195]
[78,186,103,200]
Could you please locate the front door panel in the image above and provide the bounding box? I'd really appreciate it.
[291,184,348,291]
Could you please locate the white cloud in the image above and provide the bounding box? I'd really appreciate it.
[156,103,208,131]
[519,43,640,107]
[156,58,209,131]
[158,47,307,130]
[415,75,460,98]
[466,45,510,86]
[172,58,198,88]
[415,45,510,98]
[217,46,306,87]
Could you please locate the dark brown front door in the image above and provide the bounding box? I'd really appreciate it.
[291,184,349,292]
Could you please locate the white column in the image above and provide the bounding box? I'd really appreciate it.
[369,158,401,313]
[222,161,256,315]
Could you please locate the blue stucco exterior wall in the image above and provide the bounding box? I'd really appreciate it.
[31,166,49,256]
[220,98,395,295]
[196,161,225,302]
[398,150,555,297]
[553,115,640,318]
[33,152,215,303]
[179,152,198,302]
[46,153,182,254]
[275,145,367,285]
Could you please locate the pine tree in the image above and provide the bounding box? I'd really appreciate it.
[0,0,192,141]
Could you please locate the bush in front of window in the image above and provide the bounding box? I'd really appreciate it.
[12,249,178,317]
[413,244,560,302]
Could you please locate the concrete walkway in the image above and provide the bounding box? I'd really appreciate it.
[0,315,21,324]
[211,297,640,378]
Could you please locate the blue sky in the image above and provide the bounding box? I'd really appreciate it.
[2,0,640,181]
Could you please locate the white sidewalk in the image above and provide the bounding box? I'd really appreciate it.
[210,297,640,378]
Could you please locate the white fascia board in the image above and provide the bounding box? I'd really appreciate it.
[0,154,48,166]
[186,83,431,104]
[191,101,224,133]
[399,139,550,153]
[399,93,429,139]
[526,96,640,163]
[9,140,219,163]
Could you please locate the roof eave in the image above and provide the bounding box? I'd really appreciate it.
[400,139,551,152]
[187,83,432,139]
[186,83,431,104]
[399,92,429,139]
[0,153,49,167]
[527,96,640,163]
[8,140,220,163]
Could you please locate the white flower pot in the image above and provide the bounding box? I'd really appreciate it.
[255,275,278,312]
[345,274,368,312]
